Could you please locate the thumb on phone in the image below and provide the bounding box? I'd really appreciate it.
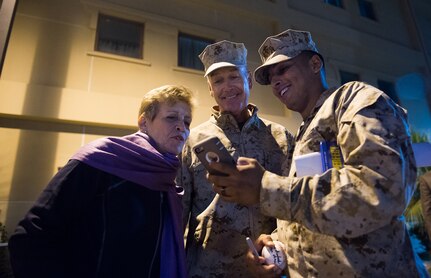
[237,157,251,166]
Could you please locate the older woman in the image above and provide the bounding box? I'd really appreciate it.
[8,85,196,278]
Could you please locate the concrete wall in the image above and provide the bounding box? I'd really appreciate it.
[0,0,429,236]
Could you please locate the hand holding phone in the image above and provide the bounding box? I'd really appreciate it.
[192,136,236,176]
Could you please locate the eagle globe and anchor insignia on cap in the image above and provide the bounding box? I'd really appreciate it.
[255,29,321,85]
[199,40,247,76]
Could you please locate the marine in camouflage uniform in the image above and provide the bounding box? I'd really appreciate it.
[209,29,429,277]
[261,81,426,277]
[180,104,292,277]
[179,40,293,277]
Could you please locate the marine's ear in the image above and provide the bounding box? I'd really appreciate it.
[208,82,214,97]
[310,54,323,73]
[247,70,253,90]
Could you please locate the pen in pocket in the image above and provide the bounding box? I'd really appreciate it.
[246,237,260,259]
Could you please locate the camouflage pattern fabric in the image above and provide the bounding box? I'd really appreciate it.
[260,81,428,277]
[180,104,293,277]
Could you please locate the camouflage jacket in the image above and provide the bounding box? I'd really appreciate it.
[180,104,293,278]
[261,82,428,277]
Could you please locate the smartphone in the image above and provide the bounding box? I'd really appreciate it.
[246,237,260,259]
[192,136,236,176]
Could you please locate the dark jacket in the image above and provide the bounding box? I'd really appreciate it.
[9,159,166,278]
[420,171,431,240]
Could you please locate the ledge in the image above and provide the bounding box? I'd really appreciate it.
[86,51,151,66]
[171,66,204,76]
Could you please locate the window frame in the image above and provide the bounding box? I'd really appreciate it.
[95,13,144,59]
[357,0,377,21]
[377,79,400,104]
[339,70,360,85]
[323,0,344,8]
[177,32,214,71]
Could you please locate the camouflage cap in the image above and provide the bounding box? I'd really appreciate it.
[199,40,247,77]
[254,29,320,85]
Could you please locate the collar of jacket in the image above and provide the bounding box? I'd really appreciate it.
[295,88,335,141]
[209,103,259,131]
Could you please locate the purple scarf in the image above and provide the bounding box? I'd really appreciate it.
[71,132,187,278]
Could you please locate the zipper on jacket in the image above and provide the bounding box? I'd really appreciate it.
[238,128,256,238]
[96,179,126,277]
[148,191,164,277]
[95,193,107,277]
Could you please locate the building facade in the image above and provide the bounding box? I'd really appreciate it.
[0,0,430,236]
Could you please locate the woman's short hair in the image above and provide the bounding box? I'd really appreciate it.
[138,85,196,121]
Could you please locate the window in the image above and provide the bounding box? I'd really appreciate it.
[95,14,144,59]
[178,33,214,71]
[323,0,343,8]
[339,70,359,84]
[378,80,400,104]
[358,0,376,20]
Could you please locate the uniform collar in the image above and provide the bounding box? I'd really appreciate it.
[210,103,259,130]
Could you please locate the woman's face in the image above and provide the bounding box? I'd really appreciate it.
[139,101,192,155]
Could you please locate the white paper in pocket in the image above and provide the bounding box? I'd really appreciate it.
[294,152,323,177]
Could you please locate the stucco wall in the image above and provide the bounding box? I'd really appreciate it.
[0,0,429,236]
